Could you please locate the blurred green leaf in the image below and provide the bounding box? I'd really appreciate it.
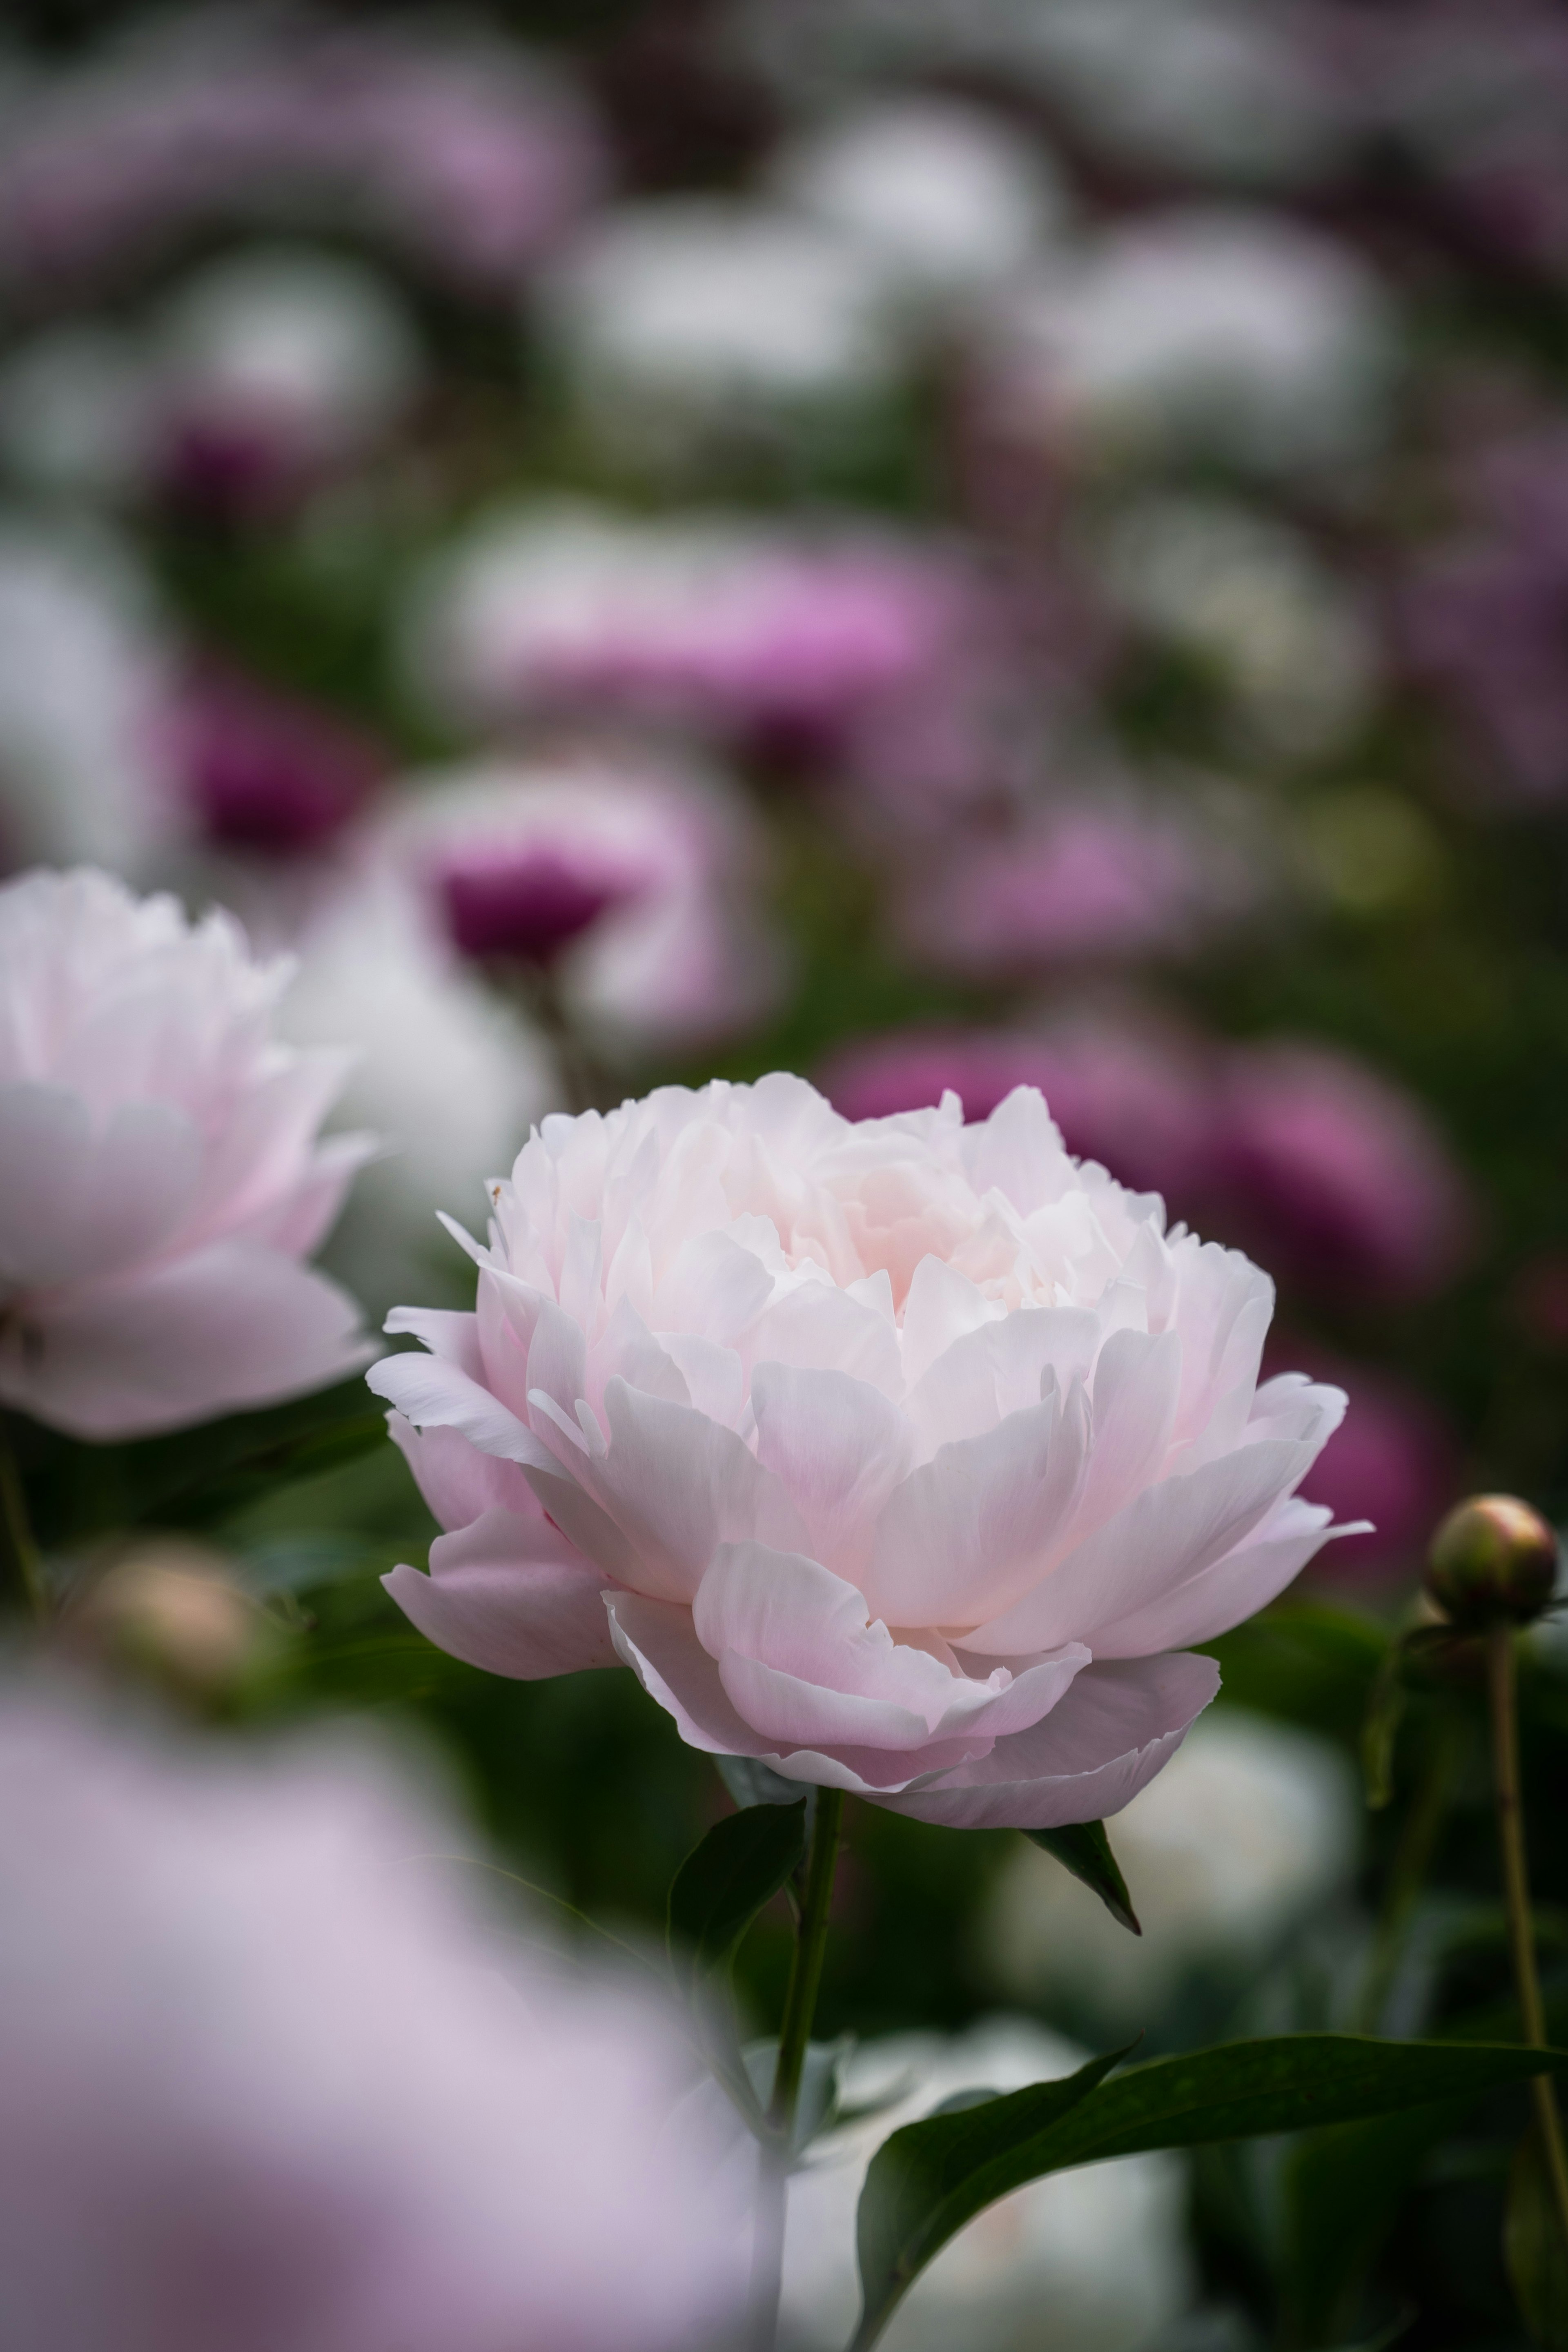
[1506,2125,1568,2348]
[1022,1818,1140,1934]
[667,1799,806,1985]
[853,2037,1568,2352]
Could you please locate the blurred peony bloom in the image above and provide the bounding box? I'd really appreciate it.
[1404,427,1568,804]
[277,878,554,1321]
[543,198,902,466]
[372,1076,1360,1830]
[983,1708,1360,2025]
[819,1021,1214,1205]
[898,796,1257,976]
[0,11,601,296]
[1094,494,1380,763]
[782,2016,1192,2352]
[143,247,424,517]
[1286,1351,1458,1585]
[406,501,964,751]
[982,207,1393,476]
[383,753,783,1051]
[0,1684,746,2352]
[0,519,174,878]
[162,662,385,856]
[1210,1041,1474,1301]
[0,868,371,1439]
[769,96,1064,310]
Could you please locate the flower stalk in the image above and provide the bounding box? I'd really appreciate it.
[1486,1621,1568,2253]
[750,1786,845,2352]
[0,1416,45,1621]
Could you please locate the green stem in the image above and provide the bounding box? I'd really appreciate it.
[0,1416,44,1620]
[1357,1715,1459,2034]
[1486,1623,1568,2253]
[748,1787,845,2352]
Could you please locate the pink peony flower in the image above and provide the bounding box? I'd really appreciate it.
[898,799,1257,975]
[405,502,965,752]
[1210,1040,1474,1301]
[0,13,601,296]
[372,1076,1360,1830]
[162,661,385,855]
[382,752,784,1053]
[0,868,372,1438]
[0,1683,746,2352]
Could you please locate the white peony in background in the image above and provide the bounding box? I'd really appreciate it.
[374,1074,1361,1826]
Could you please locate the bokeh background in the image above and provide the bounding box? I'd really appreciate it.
[5,5,1568,2347]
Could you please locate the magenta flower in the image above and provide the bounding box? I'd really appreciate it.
[163,664,384,856]
[372,1076,1361,1831]
[0,868,371,1437]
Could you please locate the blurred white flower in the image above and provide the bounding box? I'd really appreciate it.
[147,245,424,490]
[987,208,1395,475]
[770,96,1064,309]
[381,748,784,1056]
[544,198,902,466]
[405,498,962,745]
[0,519,174,873]
[0,1681,747,2352]
[782,2016,1193,2352]
[278,877,554,1317]
[982,1708,1361,2025]
[1095,495,1380,760]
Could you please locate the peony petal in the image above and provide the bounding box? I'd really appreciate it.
[604,1591,775,1757]
[4,1243,368,1440]
[368,1345,552,1474]
[750,1363,914,1578]
[874,1652,1221,1830]
[1089,1497,1365,1657]
[904,1307,1099,1455]
[863,1389,1089,1629]
[385,1508,615,1678]
[583,1379,807,1604]
[962,1437,1318,1657]
[385,1410,541,1532]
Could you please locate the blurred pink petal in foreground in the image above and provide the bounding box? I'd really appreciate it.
[382,750,785,1052]
[0,1683,746,2352]
[0,868,372,1437]
[374,1075,1361,1829]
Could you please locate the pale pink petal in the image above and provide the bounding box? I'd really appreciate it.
[368,1345,550,1473]
[604,1592,775,1758]
[384,1508,615,1677]
[581,1379,807,1604]
[962,1437,1318,1657]
[4,1244,368,1439]
[863,1389,1089,1628]
[1088,1497,1365,1657]
[386,1410,540,1530]
[750,1363,914,1577]
[904,1306,1099,1453]
[0,1086,201,1290]
[875,1653,1221,1830]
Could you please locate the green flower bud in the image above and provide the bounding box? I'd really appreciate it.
[1424,1494,1559,1629]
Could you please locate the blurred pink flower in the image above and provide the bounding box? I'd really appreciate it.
[383,752,784,1053]
[0,868,372,1438]
[898,800,1254,976]
[162,663,385,856]
[406,502,967,753]
[1274,1343,1458,1584]
[1210,1041,1474,1302]
[820,1019,1474,1304]
[1405,427,1568,803]
[0,1684,746,2352]
[0,13,601,296]
[373,1075,1359,1830]
[818,1020,1213,1203]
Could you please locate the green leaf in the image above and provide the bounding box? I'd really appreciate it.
[852,2035,1568,2352]
[1506,2124,1568,2348]
[667,1800,806,1984]
[1022,1818,1139,1933]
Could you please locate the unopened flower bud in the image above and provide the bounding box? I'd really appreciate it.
[1424,1494,1559,1628]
